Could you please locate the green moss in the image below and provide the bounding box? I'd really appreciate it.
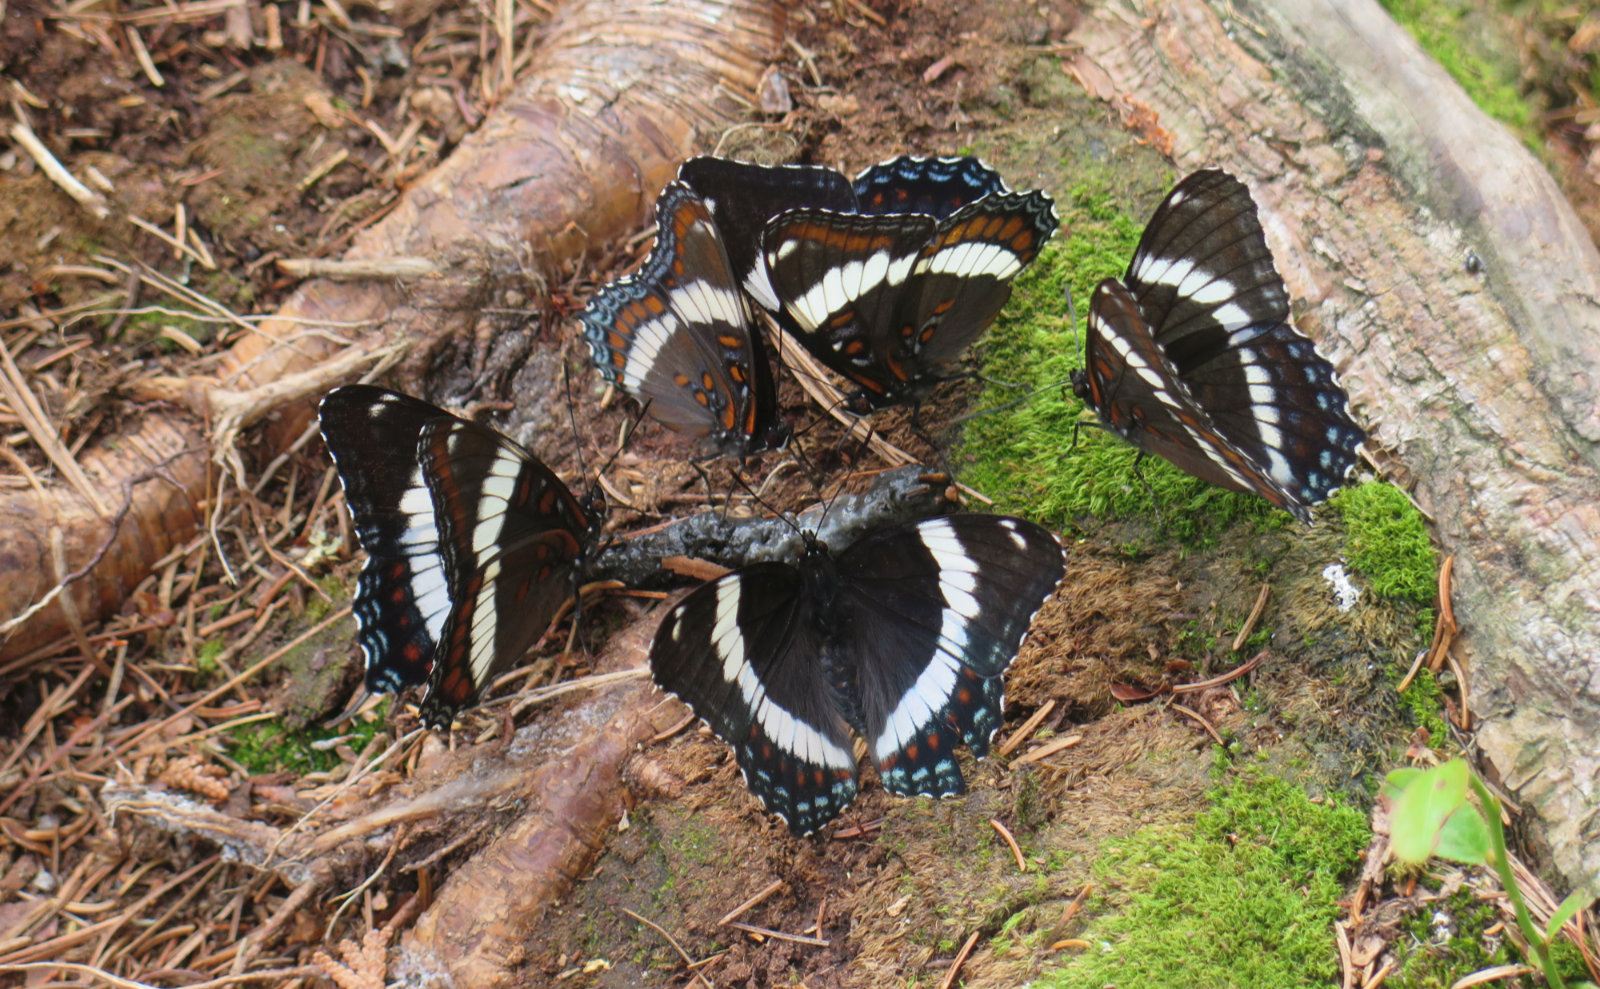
[1331,482,1438,603]
[1037,768,1369,989]
[194,638,226,676]
[226,715,382,776]
[1385,884,1512,987]
[958,180,1276,544]
[1379,0,1538,149]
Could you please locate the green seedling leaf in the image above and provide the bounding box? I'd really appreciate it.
[1432,804,1489,865]
[1547,888,1597,942]
[1390,760,1470,865]
[1381,767,1423,802]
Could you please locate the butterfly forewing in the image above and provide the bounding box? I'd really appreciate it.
[903,191,1057,366]
[762,208,936,399]
[414,418,599,727]
[581,182,787,457]
[676,156,857,311]
[319,386,455,694]
[851,156,1009,219]
[652,565,860,836]
[837,515,1063,796]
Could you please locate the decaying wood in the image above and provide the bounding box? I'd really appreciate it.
[0,0,785,659]
[400,613,665,988]
[1069,0,1600,889]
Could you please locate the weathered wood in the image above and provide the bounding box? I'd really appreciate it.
[0,0,786,659]
[1069,0,1600,889]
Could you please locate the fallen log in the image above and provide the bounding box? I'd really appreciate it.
[1069,0,1600,890]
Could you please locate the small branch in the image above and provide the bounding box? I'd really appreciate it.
[996,699,1056,758]
[717,879,784,926]
[7,119,110,219]
[275,257,440,280]
[988,818,1027,872]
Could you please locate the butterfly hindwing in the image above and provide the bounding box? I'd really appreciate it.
[851,155,1009,219]
[319,386,454,694]
[837,515,1064,795]
[581,182,788,457]
[320,386,601,727]
[1082,279,1306,513]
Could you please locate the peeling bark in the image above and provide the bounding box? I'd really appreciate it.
[0,0,785,659]
[1070,0,1600,889]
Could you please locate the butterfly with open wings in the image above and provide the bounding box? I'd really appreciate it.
[1071,169,1366,522]
[319,386,604,728]
[650,512,1064,835]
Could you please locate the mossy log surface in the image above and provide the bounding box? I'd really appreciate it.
[0,0,784,659]
[1071,0,1600,889]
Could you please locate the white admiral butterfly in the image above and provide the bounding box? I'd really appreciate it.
[679,155,1058,411]
[581,182,790,459]
[650,513,1064,835]
[319,386,604,727]
[1071,169,1365,522]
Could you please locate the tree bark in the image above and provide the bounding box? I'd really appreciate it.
[1069,0,1600,890]
[0,0,785,659]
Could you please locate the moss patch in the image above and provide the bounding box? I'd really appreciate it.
[1332,482,1438,603]
[957,179,1277,545]
[1379,0,1538,149]
[1037,767,1369,989]
[226,713,383,776]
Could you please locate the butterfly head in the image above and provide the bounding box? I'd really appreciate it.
[1068,368,1091,404]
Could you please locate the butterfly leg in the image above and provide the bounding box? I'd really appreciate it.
[1130,451,1169,531]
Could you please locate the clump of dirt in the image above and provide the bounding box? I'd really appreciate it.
[1008,544,1187,718]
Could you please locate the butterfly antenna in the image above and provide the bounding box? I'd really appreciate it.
[727,467,805,540]
[562,360,589,479]
[783,431,827,502]
[1064,279,1080,363]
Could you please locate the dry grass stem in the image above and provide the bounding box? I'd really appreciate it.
[996,698,1056,757]
[988,818,1028,872]
[1231,582,1271,651]
[938,930,981,989]
[724,921,829,946]
[8,119,110,218]
[0,332,111,515]
[718,879,785,926]
[621,908,715,989]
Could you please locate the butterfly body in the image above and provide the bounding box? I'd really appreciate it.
[1073,169,1365,521]
[651,513,1064,835]
[320,386,603,728]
